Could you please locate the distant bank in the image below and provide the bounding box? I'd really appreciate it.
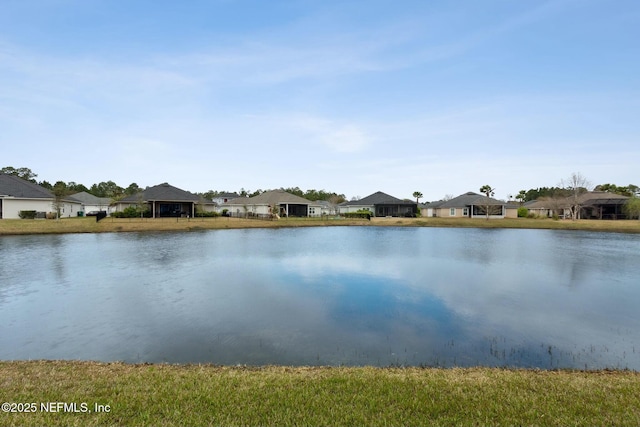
[1,216,640,235]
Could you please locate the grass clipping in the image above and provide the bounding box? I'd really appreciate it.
[1,361,639,426]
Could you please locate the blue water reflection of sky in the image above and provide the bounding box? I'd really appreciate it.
[1,227,639,369]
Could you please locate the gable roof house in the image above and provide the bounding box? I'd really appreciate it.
[212,192,240,205]
[223,190,322,218]
[420,200,446,218]
[524,191,630,219]
[430,192,518,219]
[0,173,82,219]
[70,191,115,216]
[339,191,418,217]
[115,183,201,218]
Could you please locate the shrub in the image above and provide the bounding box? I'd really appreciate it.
[195,211,220,218]
[517,207,529,218]
[112,207,151,218]
[18,210,37,219]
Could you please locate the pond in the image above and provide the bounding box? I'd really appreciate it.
[1,226,639,369]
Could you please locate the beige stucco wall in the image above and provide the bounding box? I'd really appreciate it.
[504,208,518,218]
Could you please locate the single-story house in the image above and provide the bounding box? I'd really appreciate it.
[0,173,83,219]
[428,192,518,219]
[339,191,418,217]
[420,200,445,218]
[223,190,322,217]
[70,191,116,216]
[212,192,240,206]
[524,191,630,219]
[115,183,202,218]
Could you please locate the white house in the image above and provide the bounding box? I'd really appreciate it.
[0,173,83,219]
[70,191,116,216]
[223,190,323,217]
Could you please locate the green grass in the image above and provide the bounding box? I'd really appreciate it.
[1,362,639,426]
[1,216,639,235]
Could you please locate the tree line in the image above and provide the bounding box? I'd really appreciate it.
[1,167,347,203]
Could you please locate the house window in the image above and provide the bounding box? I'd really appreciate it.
[463,207,469,216]
[309,207,315,214]
[450,208,456,216]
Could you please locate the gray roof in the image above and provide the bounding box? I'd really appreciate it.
[420,200,446,209]
[120,183,200,202]
[524,191,629,209]
[438,192,506,208]
[70,191,112,206]
[342,191,415,206]
[226,190,315,205]
[0,173,53,199]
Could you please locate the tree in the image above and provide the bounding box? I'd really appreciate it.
[90,181,124,198]
[52,181,70,220]
[624,196,640,220]
[560,172,591,220]
[1,166,38,183]
[479,185,498,220]
[516,190,527,205]
[413,191,423,204]
[125,183,142,196]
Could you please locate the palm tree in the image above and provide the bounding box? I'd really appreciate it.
[479,185,496,220]
[413,191,423,204]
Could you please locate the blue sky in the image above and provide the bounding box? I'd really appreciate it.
[1,0,638,201]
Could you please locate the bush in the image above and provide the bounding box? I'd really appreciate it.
[344,210,372,219]
[18,210,37,219]
[112,206,151,218]
[517,207,529,218]
[195,211,220,217]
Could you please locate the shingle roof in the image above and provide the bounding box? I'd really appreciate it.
[438,191,505,208]
[119,183,200,202]
[0,173,53,199]
[70,191,112,205]
[342,191,414,206]
[226,190,315,205]
[524,191,629,209]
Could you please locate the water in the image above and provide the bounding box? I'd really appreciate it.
[1,227,639,369]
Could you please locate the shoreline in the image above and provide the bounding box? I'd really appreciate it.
[2,360,639,426]
[2,216,640,236]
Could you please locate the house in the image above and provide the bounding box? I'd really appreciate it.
[212,192,240,206]
[70,191,116,216]
[314,200,339,216]
[524,191,629,219]
[0,173,83,219]
[223,189,322,217]
[115,183,201,218]
[429,192,518,219]
[338,191,418,217]
[420,200,445,218]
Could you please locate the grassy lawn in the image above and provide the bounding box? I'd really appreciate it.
[1,216,639,235]
[1,361,639,426]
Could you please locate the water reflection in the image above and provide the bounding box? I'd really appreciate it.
[1,227,639,369]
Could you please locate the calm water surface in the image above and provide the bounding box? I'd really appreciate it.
[1,227,639,369]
